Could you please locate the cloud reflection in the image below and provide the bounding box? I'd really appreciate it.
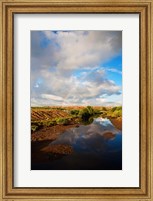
[50,118,122,155]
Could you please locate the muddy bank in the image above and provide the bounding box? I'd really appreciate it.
[31,124,77,165]
[110,117,122,130]
[31,123,78,142]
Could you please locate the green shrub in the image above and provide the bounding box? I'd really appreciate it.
[116,106,122,111]
[56,118,69,125]
[111,107,117,112]
[111,106,122,112]
[31,120,57,129]
[54,107,65,110]
[70,110,79,116]
[108,106,122,118]
[79,106,95,121]
[31,125,39,132]
[86,106,95,115]
[45,120,57,127]
[102,107,107,111]
[94,109,102,114]
[114,110,122,117]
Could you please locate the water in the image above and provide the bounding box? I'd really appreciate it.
[47,117,122,170]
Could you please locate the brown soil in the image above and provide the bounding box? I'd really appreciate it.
[32,109,70,121]
[31,124,78,142]
[110,117,122,130]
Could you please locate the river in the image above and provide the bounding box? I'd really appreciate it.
[47,117,122,170]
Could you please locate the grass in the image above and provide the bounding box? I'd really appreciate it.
[31,117,72,132]
[56,117,70,125]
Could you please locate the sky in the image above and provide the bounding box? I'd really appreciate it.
[31,31,122,106]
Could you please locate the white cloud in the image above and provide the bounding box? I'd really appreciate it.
[41,94,64,101]
[42,31,121,70]
[31,68,122,106]
[31,31,122,71]
[31,31,122,106]
[106,68,122,74]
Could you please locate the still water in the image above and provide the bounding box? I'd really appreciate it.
[48,117,122,170]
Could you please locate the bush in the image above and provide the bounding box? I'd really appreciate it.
[102,107,107,111]
[56,118,69,125]
[54,107,65,110]
[94,109,102,114]
[31,120,57,130]
[45,120,57,127]
[86,106,95,115]
[108,106,122,118]
[31,125,39,132]
[116,106,122,111]
[111,107,117,112]
[114,110,122,117]
[70,110,79,116]
[79,106,95,121]
[111,106,122,112]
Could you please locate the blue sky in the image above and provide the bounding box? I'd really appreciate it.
[31,31,122,106]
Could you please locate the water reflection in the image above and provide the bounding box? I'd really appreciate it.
[48,118,122,170]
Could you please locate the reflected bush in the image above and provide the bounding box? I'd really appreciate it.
[81,117,94,125]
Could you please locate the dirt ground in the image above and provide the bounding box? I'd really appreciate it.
[31,124,78,142]
[110,117,122,130]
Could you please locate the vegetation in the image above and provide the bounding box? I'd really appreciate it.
[31,125,39,132]
[79,106,95,121]
[52,107,66,110]
[70,109,79,116]
[56,117,70,125]
[31,106,122,132]
[106,106,122,118]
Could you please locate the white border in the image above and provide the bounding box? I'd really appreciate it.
[14,14,139,187]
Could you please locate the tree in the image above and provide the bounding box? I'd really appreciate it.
[79,106,94,121]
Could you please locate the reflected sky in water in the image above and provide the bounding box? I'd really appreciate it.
[47,118,122,170]
[50,118,121,153]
